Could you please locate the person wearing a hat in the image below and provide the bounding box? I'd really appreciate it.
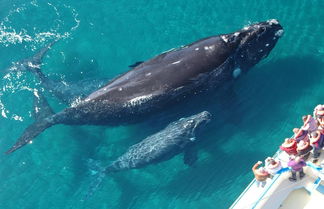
[314,105,324,133]
[302,115,318,133]
[287,156,306,182]
[313,104,324,120]
[293,128,308,143]
[265,157,282,178]
[252,161,270,188]
[280,138,297,155]
[296,139,312,160]
[309,130,324,162]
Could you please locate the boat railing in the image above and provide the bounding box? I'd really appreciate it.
[229,135,293,209]
[230,133,324,209]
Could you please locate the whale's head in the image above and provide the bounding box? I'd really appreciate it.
[180,111,211,134]
[224,19,283,72]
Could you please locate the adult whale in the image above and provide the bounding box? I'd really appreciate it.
[84,111,211,199]
[6,19,283,154]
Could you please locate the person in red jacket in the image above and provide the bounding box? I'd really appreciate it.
[280,138,297,155]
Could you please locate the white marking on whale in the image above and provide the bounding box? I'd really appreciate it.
[172,60,181,65]
[267,19,279,25]
[232,68,241,79]
[275,29,284,37]
[220,35,229,43]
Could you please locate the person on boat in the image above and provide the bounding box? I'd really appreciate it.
[292,128,308,142]
[314,106,324,133]
[309,130,324,161]
[265,157,282,177]
[280,138,297,155]
[287,156,306,182]
[252,161,270,188]
[313,104,324,120]
[296,139,312,160]
[302,115,317,133]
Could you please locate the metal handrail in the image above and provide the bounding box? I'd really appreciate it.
[229,135,294,209]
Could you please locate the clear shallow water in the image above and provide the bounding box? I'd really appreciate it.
[0,0,323,208]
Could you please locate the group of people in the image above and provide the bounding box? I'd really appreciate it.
[253,104,324,187]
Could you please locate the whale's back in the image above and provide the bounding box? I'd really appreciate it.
[84,36,235,104]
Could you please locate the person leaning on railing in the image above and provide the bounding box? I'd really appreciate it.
[265,157,282,178]
[314,105,324,134]
[302,114,318,133]
[287,156,306,182]
[292,128,308,143]
[252,161,270,188]
[280,138,297,155]
[296,140,312,161]
[309,130,324,163]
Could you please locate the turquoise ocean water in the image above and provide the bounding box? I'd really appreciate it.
[0,0,323,208]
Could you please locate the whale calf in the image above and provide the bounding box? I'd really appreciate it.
[84,111,211,199]
[106,111,211,171]
[6,19,283,154]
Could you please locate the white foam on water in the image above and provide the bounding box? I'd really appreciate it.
[12,114,23,121]
[0,2,81,47]
[70,97,83,108]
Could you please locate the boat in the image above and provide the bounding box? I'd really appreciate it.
[229,148,324,209]
[229,105,324,209]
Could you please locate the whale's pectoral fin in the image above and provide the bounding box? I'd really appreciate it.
[5,91,55,154]
[128,61,144,68]
[32,90,55,121]
[183,144,199,166]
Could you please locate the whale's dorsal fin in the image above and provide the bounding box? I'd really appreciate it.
[183,144,199,166]
[128,61,143,68]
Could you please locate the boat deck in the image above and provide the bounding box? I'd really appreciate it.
[230,149,324,209]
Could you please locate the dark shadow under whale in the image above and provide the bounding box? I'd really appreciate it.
[6,19,284,154]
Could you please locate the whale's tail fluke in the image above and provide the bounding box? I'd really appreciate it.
[7,39,58,81]
[5,118,54,154]
[26,39,58,81]
[31,39,58,66]
[5,90,55,154]
[82,159,108,201]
